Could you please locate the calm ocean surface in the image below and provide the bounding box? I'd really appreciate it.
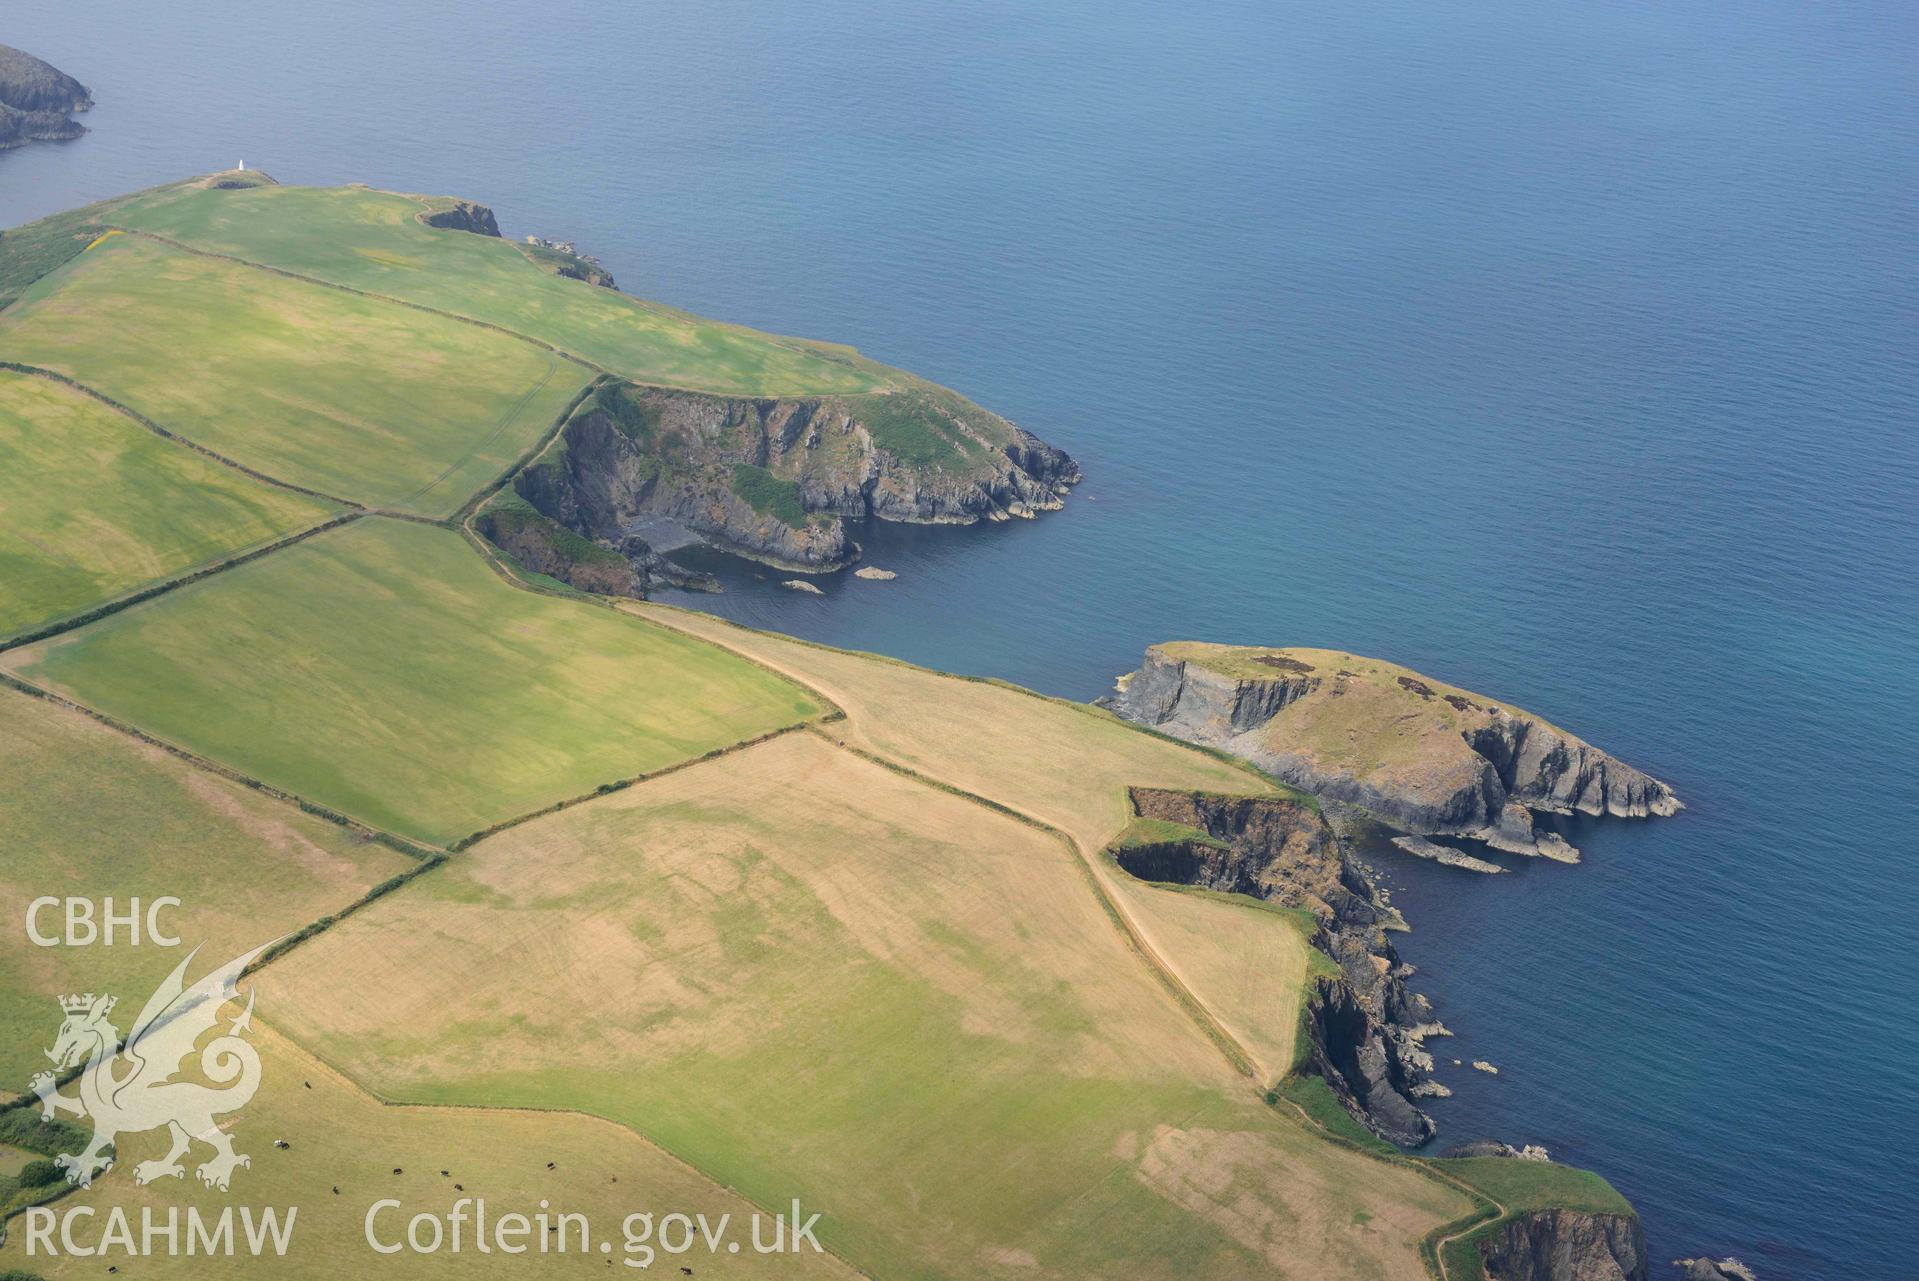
[6,1,1915,1273]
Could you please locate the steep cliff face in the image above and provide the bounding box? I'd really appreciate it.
[0,45,91,152]
[0,44,91,114]
[1103,644,1679,860]
[1480,1209,1649,1281]
[419,199,502,237]
[1115,787,1442,1145]
[515,381,1077,572]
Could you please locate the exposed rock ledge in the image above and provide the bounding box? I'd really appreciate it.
[0,44,92,152]
[1101,643,1678,860]
[514,381,1078,576]
[1113,787,1442,1145]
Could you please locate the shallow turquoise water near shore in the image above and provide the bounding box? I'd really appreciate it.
[6,1,1916,1273]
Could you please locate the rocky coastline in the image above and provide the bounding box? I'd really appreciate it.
[1098,643,1696,1278]
[0,44,92,151]
[1114,786,1445,1146]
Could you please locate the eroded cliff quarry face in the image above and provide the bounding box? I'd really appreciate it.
[0,44,92,152]
[512,381,1078,575]
[474,497,713,598]
[1481,1209,1649,1281]
[1116,787,1443,1146]
[1102,644,1679,861]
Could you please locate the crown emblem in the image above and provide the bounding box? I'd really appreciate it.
[60,993,115,1016]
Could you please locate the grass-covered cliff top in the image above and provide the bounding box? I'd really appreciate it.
[0,172,1025,477]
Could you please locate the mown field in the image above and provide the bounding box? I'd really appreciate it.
[261,728,1469,1281]
[0,689,410,1089]
[108,183,890,396]
[4,519,823,846]
[26,1024,859,1280]
[0,233,591,514]
[626,606,1331,1082]
[0,370,336,640]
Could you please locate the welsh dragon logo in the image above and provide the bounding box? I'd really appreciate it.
[30,943,272,1192]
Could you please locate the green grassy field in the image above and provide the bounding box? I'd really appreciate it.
[264,731,1469,1280]
[0,233,592,514]
[0,370,337,639]
[0,688,411,1089]
[5,519,823,846]
[108,182,891,396]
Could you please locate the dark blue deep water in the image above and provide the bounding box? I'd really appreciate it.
[6,2,1915,1274]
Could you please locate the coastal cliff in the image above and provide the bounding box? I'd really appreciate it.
[512,379,1078,576]
[1113,786,1443,1145]
[1102,644,1679,860]
[0,44,91,151]
[1481,1209,1649,1281]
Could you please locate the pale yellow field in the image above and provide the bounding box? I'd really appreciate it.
[257,728,1466,1280]
[627,605,1264,849]
[628,607,1320,1086]
[1106,881,1318,1086]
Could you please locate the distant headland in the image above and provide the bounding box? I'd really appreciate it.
[0,43,91,151]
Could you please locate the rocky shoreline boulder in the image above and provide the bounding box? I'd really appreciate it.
[1674,1259,1756,1281]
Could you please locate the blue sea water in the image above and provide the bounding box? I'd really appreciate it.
[5,1,1916,1274]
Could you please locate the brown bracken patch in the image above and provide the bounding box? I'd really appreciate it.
[1254,654,1316,674]
[1395,675,1435,699]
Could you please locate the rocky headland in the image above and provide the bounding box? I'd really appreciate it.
[1102,643,1679,861]
[0,44,92,151]
[510,378,1077,585]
